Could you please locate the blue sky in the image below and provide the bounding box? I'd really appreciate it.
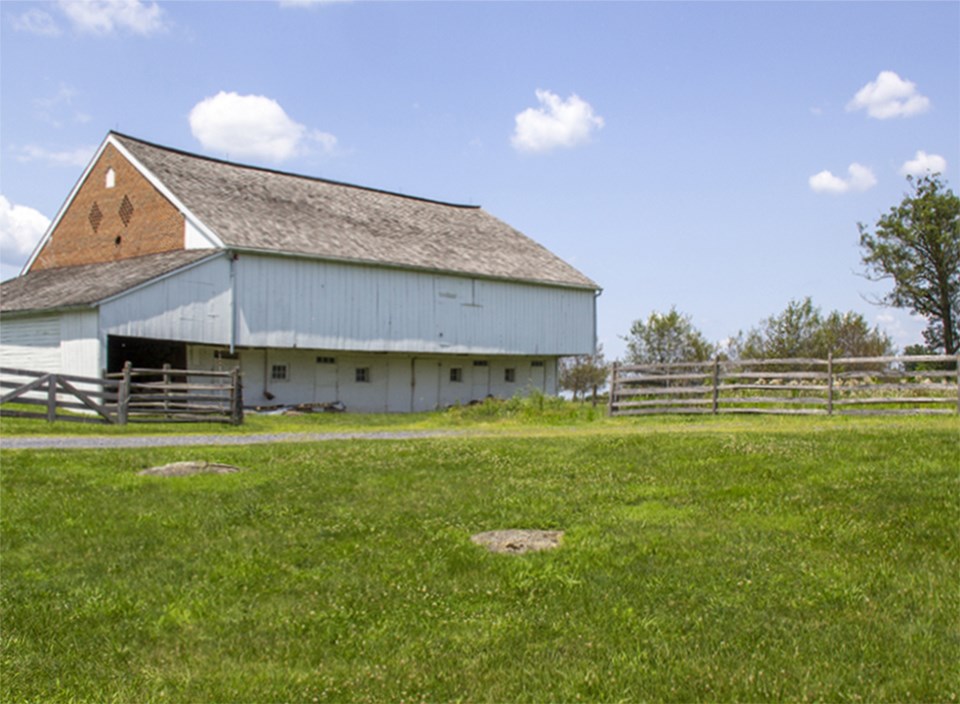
[2,1,958,360]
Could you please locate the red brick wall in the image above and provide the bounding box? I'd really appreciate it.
[29,144,185,271]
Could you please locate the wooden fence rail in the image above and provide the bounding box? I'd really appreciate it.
[608,354,960,417]
[0,368,120,424]
[1,362,243,425]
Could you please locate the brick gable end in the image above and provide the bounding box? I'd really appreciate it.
[29,144,185,272]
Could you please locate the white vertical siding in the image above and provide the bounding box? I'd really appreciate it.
[234,254,595,355]
[60,310,101,377]
[99,255,232,344]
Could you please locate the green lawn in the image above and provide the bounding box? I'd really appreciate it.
[1,415,958,702]
[0,392,610,436]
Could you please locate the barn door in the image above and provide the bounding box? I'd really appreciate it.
[471,361,490,401]
[313,356,338,404]
[411,358,441,411]
[528,361,546,392]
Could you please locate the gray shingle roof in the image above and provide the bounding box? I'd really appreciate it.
[114,133,598,290]
[1,250,217,314]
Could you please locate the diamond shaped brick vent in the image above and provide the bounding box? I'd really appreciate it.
[118,195,134,227]
[88,202,104,232]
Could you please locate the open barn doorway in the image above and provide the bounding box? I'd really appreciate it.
[107,336,187,375]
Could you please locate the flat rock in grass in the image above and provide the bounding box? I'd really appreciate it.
[138,461,243,477]
[471,529,564,554]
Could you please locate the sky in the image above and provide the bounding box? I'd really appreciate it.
[1,0,958,361]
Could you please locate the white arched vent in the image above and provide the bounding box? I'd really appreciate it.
[105,168,116,189]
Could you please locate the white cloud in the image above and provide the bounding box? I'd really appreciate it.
[900,150,947,177]
[57,0,166,35]
[189,92,337,162]
[0,196,50,272]
[511,90,604,154]
[846,71,931,119]
[809,163,877,194]
[11,8,62,36]
[15,144,97,168]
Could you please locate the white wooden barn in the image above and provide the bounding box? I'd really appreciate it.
[0,132,600,412]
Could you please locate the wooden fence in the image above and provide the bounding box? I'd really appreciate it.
[1,362,243,425]
[608,354,960,417]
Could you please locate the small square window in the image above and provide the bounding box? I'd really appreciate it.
[450,367,463,383]
[271,364,288,381]
[505,368,516,383]
[355,367,370,383]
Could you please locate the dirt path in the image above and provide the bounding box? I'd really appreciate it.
[1,429,466,451]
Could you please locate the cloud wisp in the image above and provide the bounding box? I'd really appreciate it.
[189,92,337,163]
[11,8,63,36]
[15,144,98,168]
[846,71,931,119]
[58,0,166,35]
[900,150,947,177]
[13,0,167,36]
[511,90,604,154]
[809,163,877,194]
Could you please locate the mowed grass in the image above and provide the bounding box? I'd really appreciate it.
[1,417,958,702]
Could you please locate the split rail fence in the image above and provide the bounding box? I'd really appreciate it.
[0,362,243,425]
[608,354,960,417]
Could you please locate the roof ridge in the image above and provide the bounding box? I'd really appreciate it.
[109,131,481,210]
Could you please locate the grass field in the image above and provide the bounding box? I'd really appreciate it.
[1,411,958,702]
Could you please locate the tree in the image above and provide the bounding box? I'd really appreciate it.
[815,310,894,358]
[729,298,893,359]
[732,297,822,359]
[858,174,960,354]
[559,344,609,402]
[623,307,715,364]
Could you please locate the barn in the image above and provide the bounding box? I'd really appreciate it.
[0,132,600,412]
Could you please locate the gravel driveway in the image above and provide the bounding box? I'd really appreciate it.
[1,430,464,450]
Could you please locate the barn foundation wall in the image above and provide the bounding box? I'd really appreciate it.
[188,344,557,413]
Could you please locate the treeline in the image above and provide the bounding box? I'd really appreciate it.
[624,297,894,365]
[560,297,931,400]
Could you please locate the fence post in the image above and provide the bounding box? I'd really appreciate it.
[607,362,619,417]
[118,361,132,425]
[230,367,244,425]
[827,353,834,416]
[47,374,57,422]
[712,357,720,414]
[956,354,960,416]
[162,362,171,415]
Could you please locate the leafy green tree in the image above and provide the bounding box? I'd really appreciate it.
[623,307,715,364]
[731,298,822,359]
[730,298,893,359]
[902,343,951,372]
[559,344,609,402]
[814,310,894,358]
[858,174,960,354]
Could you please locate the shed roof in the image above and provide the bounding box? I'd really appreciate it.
[0,250,216,315]
[112,133,598,290]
